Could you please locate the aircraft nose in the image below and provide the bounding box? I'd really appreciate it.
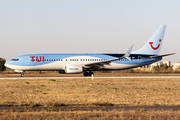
[4,62,9,68]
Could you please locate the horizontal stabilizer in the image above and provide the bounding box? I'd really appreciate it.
[150,53,175,58]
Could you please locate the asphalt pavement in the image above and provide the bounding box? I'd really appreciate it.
[1,106,180,111]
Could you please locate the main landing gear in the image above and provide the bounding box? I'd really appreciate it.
[83,71,94,77]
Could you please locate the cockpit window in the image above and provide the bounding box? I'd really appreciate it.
[11,59,19,61]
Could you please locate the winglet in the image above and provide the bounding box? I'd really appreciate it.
[123,45,134,61]
[124,45,134,57]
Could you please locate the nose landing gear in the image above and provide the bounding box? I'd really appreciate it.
[21,73,24,77]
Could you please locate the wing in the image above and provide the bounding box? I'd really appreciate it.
[83,45,134,68]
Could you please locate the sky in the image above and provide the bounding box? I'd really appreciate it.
[0,0,180,62]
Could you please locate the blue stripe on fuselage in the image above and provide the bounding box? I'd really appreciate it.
[6,54,161,66]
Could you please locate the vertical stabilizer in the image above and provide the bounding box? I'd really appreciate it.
[132,25,166,55]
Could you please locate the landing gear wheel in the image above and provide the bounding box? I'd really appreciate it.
[88,71,94,77]
[83,71,89,76]
[21,73,24,77]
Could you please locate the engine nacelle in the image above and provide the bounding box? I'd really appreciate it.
[15,70,23,73]
[65,65,83,74]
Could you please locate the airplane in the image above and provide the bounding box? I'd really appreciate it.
[5,25,175,77]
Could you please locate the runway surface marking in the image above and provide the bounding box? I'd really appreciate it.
[1,76,180,79]
[1,106,180,111]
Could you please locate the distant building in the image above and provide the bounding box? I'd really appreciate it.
[149,61,180,71]
[172,63,180,70]
[150,62,161,70]
[162,61,172,67]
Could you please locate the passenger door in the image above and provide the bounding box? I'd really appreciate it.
[25,56,30,65]
[138,56,142,64]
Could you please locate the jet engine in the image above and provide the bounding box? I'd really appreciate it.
[59,65,83,74]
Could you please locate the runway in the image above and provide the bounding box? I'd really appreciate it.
[1,106,180,111]
[1,75,180,79]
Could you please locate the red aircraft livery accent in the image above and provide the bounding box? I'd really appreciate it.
[149,39,161,50]
[30,56,44,62]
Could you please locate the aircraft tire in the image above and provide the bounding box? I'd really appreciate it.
[21,73,24,77]
[88,72,94,77]
[83,71,89,76]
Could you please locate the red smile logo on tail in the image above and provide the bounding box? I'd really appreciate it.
[149,39,161,50]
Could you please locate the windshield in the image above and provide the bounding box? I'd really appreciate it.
[11,59,19,61]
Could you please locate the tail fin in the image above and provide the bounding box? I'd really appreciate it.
[132,25,166,55]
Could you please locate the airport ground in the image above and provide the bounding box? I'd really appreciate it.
[1,69,180,77]
[1,74,180,119]
[1,110,180,119]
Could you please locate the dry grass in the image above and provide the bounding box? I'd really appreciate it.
[1,77,180,119]
[1,78,180,107]
[1,110,180,120]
